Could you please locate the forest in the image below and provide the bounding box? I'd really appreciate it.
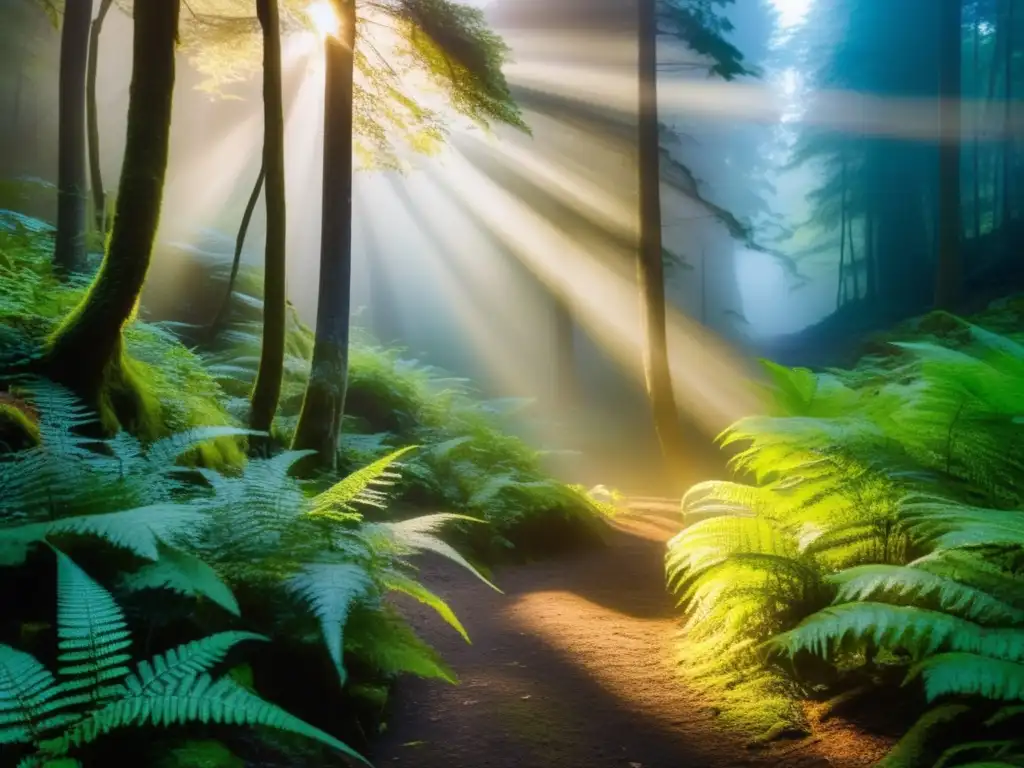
[0,0,1022,767]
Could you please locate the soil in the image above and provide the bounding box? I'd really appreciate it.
[371,505,896,768]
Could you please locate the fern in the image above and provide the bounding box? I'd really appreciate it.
[0,549,366,764]
[669,321,1024,760]
[286,563,373,685]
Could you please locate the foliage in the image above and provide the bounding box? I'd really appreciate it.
[0,378,512,763]
[0,211,245,468]
[191,265,613,560]
[668,302,1024,765]
[111,0,526,169]
[0,549,365,767]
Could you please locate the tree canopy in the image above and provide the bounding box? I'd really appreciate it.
[111,0,525,168]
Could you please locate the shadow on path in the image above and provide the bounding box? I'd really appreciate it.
[372,514,890,768]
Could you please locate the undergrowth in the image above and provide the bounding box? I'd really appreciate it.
[668,301,1024,766]
[0,378,499,766]
[0,209,615,764]
[0,209,613,561]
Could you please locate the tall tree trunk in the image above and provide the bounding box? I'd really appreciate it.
[249,0,288,440]
[935,0,963,310]
[292,0,356,469]
[43,0,180,427]
[973,14,982,240]
[848,211,860,299]
[86,0,114,235]
[54,0,92,275]
[837,157,848,309]
[209,163,265,338]
[637,0,685,481]
[987,0,1006,232]
[865,203,877,302]
[1002,0,1015,231]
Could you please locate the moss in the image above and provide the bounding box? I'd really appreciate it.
[0,400,39,452]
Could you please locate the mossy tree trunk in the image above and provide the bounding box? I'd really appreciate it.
[249,0,287,440]
[292,0,357,470]
[637,0,686,485]
[86,0,114,235]
[43,0,180,431]
[54,0,91,274]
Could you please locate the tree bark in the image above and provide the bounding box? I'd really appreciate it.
[972,14,981,241]
[637,0,686,483]
[292,0,357,470]
[209,163,265,339]
[934,0,963,310]
[86,0,114,235]
[43,0,180,421]
[54,0,92,275]
[249,0,288,440]
[1002,0,1015,232]
[837,157,848,309]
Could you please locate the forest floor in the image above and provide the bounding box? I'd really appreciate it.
[372,505,895,768]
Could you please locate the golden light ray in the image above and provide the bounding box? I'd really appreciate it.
[359,170,553,401]
[434,143,762,437]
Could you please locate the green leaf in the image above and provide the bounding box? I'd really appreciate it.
[121,541,241,616]
[287,563,373,685]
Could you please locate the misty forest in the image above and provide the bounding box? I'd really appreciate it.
[0,0,1022,766]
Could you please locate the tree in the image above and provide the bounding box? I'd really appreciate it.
[53,0,91,274]
[86,0,115,233]
[790,0,944,315]
[290,0,527,469]
[935,0,964,309]
[249,0,288,440]
[637,0,748,482]
[42,0,181,432]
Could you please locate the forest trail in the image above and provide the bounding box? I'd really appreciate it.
[372,505,892,768]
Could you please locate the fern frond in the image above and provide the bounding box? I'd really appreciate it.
[0,645,75,745]
[768,602,1024,662]
[367,513,498,591]
[37,674,369,765]
[379,568,469,642]
[144,426,261,467]
[286,563,373,685]
[906,653,1024,702]
[310,445,418,519]
[47,504,209,560]
[829,564,1024,624]
[54,551,131,703]
[120,541,240,616]
[129,632,266,693]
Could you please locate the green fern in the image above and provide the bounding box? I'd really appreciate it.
[0,548,367,764]
[669,320,1024,760]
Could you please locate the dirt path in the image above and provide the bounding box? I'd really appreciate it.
[372,508,893,768]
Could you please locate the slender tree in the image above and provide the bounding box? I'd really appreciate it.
[209,164,265,338]
[53,0,92,274]
[291,0,527,468]
[635,0,748,481]
[86,0,115,233]
[935,0,964,309]
[249,0,288,439]
[43,0,181,429]
[292,0,357,467]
